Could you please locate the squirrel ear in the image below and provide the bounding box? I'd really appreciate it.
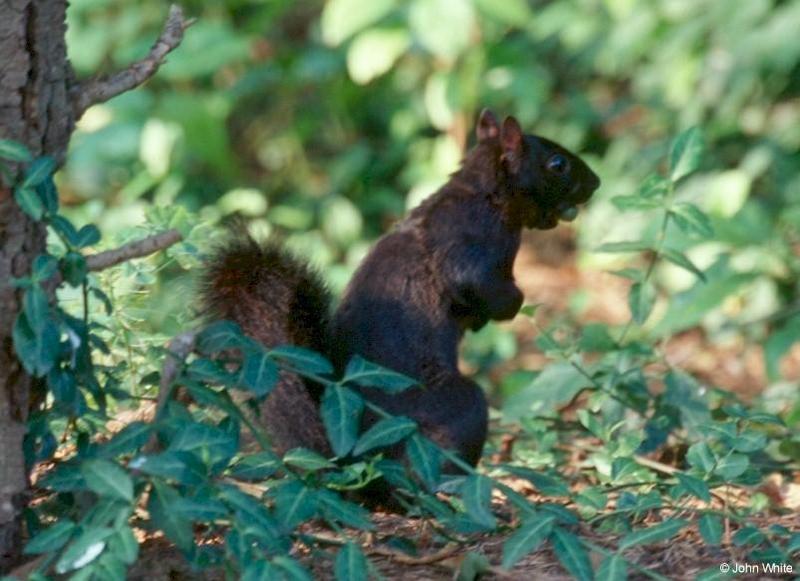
[501,116,524,169]
[476,108,499,142]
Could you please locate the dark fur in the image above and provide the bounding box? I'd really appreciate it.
[200,110,600,474]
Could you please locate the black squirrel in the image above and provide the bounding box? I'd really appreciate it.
[201,109,600,471]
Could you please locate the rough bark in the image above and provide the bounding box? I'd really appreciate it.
[0,1,187,568]
[0,0,73,569]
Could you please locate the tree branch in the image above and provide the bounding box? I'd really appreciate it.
[72,5,193,119]
[84,228,183,273]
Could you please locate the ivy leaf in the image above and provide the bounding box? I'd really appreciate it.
[661,247,706,282]
[670,203,714,238]
[318,489,374,530]
[54,526,113,574]
[353,416,417,456]
[461,474,496,529]
[196,320,247,354]
[240,350,280,396]
[595,240,652,254]
[32,255,59,282]
[343,355,418,392]
[619,519,688,549]
[148,480,193,552]
[61,252,87,287]
[669,127,704,182]
[334,542,369,581]
[23,286,50,333]
[406,434,441,491]
[714,453,749,481]
[283,447,335,471]
[675,473,711,502]
[628,281,656,325]
[597,553,628,581]
[321,385,364,457]
[0,139,32,162]
[270,345,334,376]
[551,527,593,581]
[501,516,554,569]
[131,451,206,485]
[228,451,281,480]
[24,519,76,555]
[14,186,44,220]
[81,459,134,502]
[23,156,56,188]
[272,480,318,528]
[686,441,716,473]
[99,421,151,457]
[698,514,722,546]
[74,224,101,249]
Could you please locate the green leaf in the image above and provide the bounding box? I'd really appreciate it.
[168,421,238,468]
[501,516,554,569]
[732,526,764,547]
[131,451,205,485]
[353,416,417,455]
[283,447,335,471]
[270,345,334,376]
[318,489,374,530]
[595,240,652,253]
[334,542,369,581]
[409,0,475,61]
[55,526,113,574]
[347,29,410,85]
[24,519,76,555]
[81,459,134,503]
[619,519,688,549]
[23,156,56,188]
[675,473,711,502]
[321,385,364,457]
[240,350,279,396]
[343,355,418,393]
[669,127,704,182]
[321,0,397,45]
[461,474,496,529]
[0,139,32,162]
[228,451,281,480]
[23,286,50,333]
[100,421,151,457]
[670,203,714,238]
[196,320,247,353]
[32,255,59,282]
[406,434,441,490]
[186,358,236,385]
[714,453,749,481]
[686,442,716,473]
[148,480,194,552]
[661,247,706,282]
[637,174,670,198]
[597,554,628,581]
[50,215,79,246]
[74,224,101,248]
[698,514,723,546]
[61,252,87,287]
[551,527,593,581]
[628,281,656,325]
[14,186,44,220]
[273,556,314,581]
[457,551,491,580]
[473,0,531,25]
[501,466,570,497]
[273,480,318,527]
[108,525,139,565]
[611,194,663,211]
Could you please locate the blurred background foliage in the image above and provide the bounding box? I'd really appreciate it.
[61,0,800,417]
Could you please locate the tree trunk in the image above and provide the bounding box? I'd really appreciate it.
[0,0,74,570]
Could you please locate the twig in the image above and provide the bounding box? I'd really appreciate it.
[84,228,183,273]
[72,5,193,119]
[142,330,196,453]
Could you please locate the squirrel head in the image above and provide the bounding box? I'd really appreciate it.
[476,108,601,230]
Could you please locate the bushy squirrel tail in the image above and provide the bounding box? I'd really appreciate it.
[200,234,332,455]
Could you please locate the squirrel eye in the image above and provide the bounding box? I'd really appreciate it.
[546,154,569,175]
